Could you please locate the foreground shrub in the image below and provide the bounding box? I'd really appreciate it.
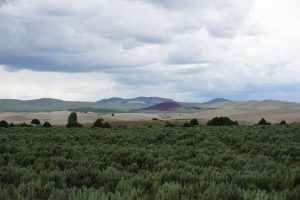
[207,117,238,126]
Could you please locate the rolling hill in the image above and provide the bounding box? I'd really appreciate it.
[0,97,299,113]
[200,99,300,110]
[97,97,175,106]
[138,102,183,111]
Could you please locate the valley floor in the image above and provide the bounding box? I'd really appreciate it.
[1,107,300,125]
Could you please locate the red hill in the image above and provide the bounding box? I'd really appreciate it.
[142,102,183,111]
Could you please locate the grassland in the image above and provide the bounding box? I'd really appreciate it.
[0,125,299,200]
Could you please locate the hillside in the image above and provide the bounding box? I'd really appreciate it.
[0,98,102,112]
[201,99,300,110]
[97,97,175,106]
[139,102,183,111]
[0,97,300,113]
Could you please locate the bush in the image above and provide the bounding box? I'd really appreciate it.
[207,117,238,126]
[20,123,33,127]
[280,120,287,125]
[0,120,9,128]
[42,122,52,128]
[190,119,199,126]
[165,122,176,127]
[92,119,104,128]
[31,119,41,126]
[257,118,271,125]
[9,123,15,127]
[103,122,112,129]
[66,112,82,128]
[183,122,191,127]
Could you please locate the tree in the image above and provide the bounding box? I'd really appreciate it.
[42,121,52,128]
[280,120,287,125]
[189,119,199,126]
[31,119,41,126]
[207,117,238,126]
[258,118,271,125]
[0,120,9,128]
[92,119,104,128]
[66,112,82,128]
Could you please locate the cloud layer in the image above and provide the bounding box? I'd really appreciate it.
[0,0,300,102]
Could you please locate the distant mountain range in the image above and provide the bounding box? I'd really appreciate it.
[0,97,299,112]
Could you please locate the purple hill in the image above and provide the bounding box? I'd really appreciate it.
[141,102,183,111]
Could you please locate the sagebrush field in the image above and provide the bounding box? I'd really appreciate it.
[0,125,299,199]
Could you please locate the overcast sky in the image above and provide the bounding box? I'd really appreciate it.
[0,0,300,102]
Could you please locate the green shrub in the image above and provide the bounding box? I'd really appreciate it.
[42,121,52,128]
[207,117,238,126]
[0,120,9,128]
[31,119,41,126]
[280,120,287,125]
[103,122,112,128]
[66,112,82,128]
[92,119,104,128]
[257,118,271,125]
[190,119,199,126]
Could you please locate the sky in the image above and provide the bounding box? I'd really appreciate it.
[0,0,300,102]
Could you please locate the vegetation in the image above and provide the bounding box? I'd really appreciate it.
[66,112,83,128]
[92,119,112,129]
[280,120,287,125]
[190,119,199,126]
[42,121,52,128]
[92,118,105,128]
[258,118,271,126]
[0,125,299,199]
[31,119,41,126]
[103,122,112,128]
[183,119,199,127]
[0,120,9,128]
[207,117,238,126]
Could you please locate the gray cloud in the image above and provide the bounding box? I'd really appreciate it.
[0,0,254,72]
[0,0,300,102]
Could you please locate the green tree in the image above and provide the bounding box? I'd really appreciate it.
[31,119,41,125]
[189,119,199,126]
[207,117,238,126]
[42,121,52,128]
[66,112,82,128]
[280,120,287,125]
[92,119,104,128]
[258,118,271,125]
[0,120,9,128]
